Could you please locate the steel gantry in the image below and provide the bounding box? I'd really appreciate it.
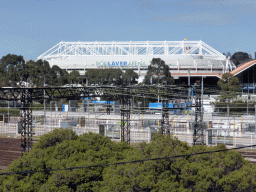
[161,99,170,135]
[120,96,131,144]
[0,87,114,153]
[0,85,208,152]
[20,89,33,153]
[193,96,204,145]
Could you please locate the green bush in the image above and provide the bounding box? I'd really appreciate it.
[0,107,20,116]
[1,131,256,191]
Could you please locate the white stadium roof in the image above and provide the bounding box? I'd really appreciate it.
[37,40,235,76]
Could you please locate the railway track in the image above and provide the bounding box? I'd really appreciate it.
[0,138,22,170]
[238,150,256,164]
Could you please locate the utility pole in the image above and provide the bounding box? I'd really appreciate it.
[43,76,46,124]
[8,100,9,134]
[40,75,46,124]
[201,76,204,113]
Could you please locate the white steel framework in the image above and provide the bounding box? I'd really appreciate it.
[38,40,227,59]
[37,40,235,76]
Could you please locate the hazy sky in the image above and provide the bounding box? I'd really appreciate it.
[0,0,256,60]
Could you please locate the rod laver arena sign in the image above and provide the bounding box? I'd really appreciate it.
[96,61,147,68]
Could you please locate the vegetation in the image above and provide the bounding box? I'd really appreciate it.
[85,68,123,85]
[215,100,256,114]
[231,52,253,67]
[122,69,139,85]
[1,129,256,191]
[0,54,139,87]
[84,68,138,86]
[0,54,73,87]
[144,58,174,85]
[217,73,241,102]
[0,107,20,116]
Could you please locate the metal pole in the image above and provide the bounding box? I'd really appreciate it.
[55,99,57,127]
[247,95,249,115]
[201,76,203,113]
[8,101,9,135]
[248,69,249,115]
[251,133,252,149]
[188,68,190,86]
[224,130,226,145]
[228,103,230,129]
[255,105,256,128]
[50,101,53,131]
[138,102,142,130]
[216,130,218,145]
[87,98,89,132]
[44,76,46,125]
[158,85,159,103]
[234,130,236,147]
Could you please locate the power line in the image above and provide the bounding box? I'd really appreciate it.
[1,144,255,176]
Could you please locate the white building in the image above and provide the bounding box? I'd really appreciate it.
[37,40,235,83]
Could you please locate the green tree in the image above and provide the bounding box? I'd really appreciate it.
[231,52,253,67]
[0,54,73,87]
[122,69,138,85]
[1,131,256,191]
[101,134,256,191]
[69,70,81,84]
[85,69,123,85]
[143,58,174,85]
[51,65,69,86]
[217,73,241,102]
[0,129,131,191]
[34,128,78,149]
[0,54,25,86]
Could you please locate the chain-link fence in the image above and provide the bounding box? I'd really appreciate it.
[0,111,256,146]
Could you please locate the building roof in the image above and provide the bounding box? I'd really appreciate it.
[172,60,256,79]
[230,60,256,76]
[172,73,222,78]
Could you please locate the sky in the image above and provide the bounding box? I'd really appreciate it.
[0,0,256,61]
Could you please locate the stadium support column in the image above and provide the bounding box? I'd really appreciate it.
[193,95,204,145]
[120,96,131,144]
[161,99,170,135]
[20,89,33,153]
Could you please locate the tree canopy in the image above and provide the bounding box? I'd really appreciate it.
[85,68,138,85]
[217,73,241,102]
[0,54,79,87]
[1,129,256,191]
[0,54,140,87]
[231,52,253,67]
[122,69,138,85]
[143,58,174,85]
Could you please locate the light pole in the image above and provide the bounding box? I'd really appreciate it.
[55,99,57,127]
[39,76,46,124]
[201,76,205,113]
[247,94,249,115]
[50,101,54,131]
[138,102,142,129]
[7,100,9,135]
[255,105,256,129]
[43,77,46,124]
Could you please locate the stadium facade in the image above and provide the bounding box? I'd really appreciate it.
[38,40,237,85]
